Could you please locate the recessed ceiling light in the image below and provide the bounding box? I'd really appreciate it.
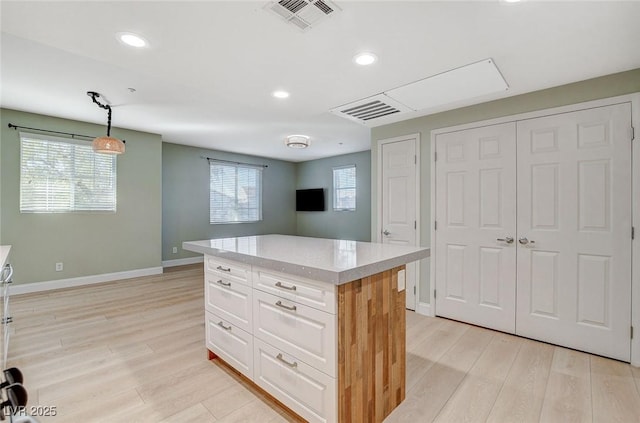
[354,52,378,66]
[272,90,290,99]
[285,135,310,149]
[117,32,148,48]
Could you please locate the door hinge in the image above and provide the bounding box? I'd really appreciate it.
[631,126,635,141]
[414,285,416,295]
[633,226,635,240]
[434,289,436,299]
[631,326,634,339]
[415,155,417,164]
[434,152,437,162]
[414,220,417,229]
[434,221,438,230]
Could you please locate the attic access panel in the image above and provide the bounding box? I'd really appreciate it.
[386,59,509,111]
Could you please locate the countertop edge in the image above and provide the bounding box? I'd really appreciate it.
[183,241,429,285]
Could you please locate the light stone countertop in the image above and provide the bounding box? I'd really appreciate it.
[183,234,429,285]
[0,245,11,270]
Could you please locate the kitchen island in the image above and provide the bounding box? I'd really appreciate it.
[183,235,429,423]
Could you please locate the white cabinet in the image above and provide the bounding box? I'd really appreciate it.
[205,272,252,333]
[253,338,336,423]
[202,255,337,423]
[205,311,253,379]
[253,289,336,377]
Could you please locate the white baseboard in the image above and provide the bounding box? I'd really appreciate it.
[8,266,163,296]
[416,301,433,317]
[162,256,204,268]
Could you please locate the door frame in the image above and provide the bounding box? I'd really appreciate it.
[430,92,640,365]
[376,133,421,312]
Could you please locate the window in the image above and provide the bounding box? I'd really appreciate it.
[209,161,262,224]
[20,133,117,213]
[333,165,356,211]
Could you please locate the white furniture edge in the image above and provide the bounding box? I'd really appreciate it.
[162,256,204,268]
[429,92,640,366]
[7,266,163,296]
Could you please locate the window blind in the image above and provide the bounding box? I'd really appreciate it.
[19,132,117,213]
[333,165,356,211]
[209,161,262,224]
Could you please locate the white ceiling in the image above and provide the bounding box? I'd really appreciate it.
[1,1,639,162]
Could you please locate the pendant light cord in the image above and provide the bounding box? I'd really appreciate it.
[87,91,112,136]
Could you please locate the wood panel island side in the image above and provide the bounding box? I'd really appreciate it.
[183,235,429,423]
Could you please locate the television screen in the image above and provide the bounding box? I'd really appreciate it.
[296,188,325,211]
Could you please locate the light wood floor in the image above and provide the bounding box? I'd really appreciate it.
[6,265,640,422]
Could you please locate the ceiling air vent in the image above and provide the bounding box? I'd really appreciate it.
[330,94,414,126]
[265,0,340,31]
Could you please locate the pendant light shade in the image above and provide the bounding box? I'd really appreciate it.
[92,136,125,154]
[87,91,125,155]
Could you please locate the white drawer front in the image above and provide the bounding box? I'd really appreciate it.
[254,338,336,423]
[205,311,253,380]
[205,274,252,333]
[253,290,336,377]
[253,268,336,314]
[205,256,251,285]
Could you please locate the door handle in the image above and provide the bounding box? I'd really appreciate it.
[497,237,514,244]
[518,237,535,245]
[383,229,391,236]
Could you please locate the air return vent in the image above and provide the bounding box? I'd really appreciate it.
[265,0,340,31]
[330,94,414,125]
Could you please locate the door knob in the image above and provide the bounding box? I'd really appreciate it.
[519,237,535,245]
[383,229,391,236]
[497,237,514,244]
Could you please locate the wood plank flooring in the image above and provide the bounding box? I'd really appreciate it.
[6,265,640,422]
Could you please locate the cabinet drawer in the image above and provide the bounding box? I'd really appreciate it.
[253,290,336,377]
[205,273,252,333]
[205,311,253,379]
[254,338,336,423]
[205,256,251,285]
[253,268,336,314]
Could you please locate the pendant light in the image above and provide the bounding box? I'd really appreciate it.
[87,91,125,154]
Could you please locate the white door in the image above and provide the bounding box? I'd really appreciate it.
[434,123,517,333]
[380,137,418,310]
[516,103,633,361]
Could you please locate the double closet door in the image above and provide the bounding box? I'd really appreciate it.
[434,103,633,361]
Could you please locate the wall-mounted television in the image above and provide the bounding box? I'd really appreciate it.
[296,188,325,212]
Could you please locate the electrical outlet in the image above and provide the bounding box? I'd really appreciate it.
[172,247,178,254]
[55,262,63,272]
[398,269,406,292]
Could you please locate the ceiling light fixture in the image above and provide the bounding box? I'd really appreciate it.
[354,52,378,66]
[285,135,310,149]
[272,90,290,99]
[117,32,148,48]
[87,91,125,155]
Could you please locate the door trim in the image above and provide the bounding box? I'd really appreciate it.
[376,133,421,312]
[430,92,640,364]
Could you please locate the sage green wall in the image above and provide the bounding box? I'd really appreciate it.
[0,108,163,284]
[296,151,371,241]
[162,142,297,261]
[371,68,640,305]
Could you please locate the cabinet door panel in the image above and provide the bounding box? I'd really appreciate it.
[205,272,252,333]
[253,338,336,423]
[205,311,253,379]
[253,290,336,377]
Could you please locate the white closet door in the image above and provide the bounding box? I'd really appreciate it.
[516,103,632,361]
[435,123,517,333]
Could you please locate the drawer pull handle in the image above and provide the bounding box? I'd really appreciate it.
[275,281,297,291]
[275,301,297,312]
[216,265,231,272]
[217,321,232,331]
[276,353,298,368]
[1,264,13,283]
[216,279,231,287]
